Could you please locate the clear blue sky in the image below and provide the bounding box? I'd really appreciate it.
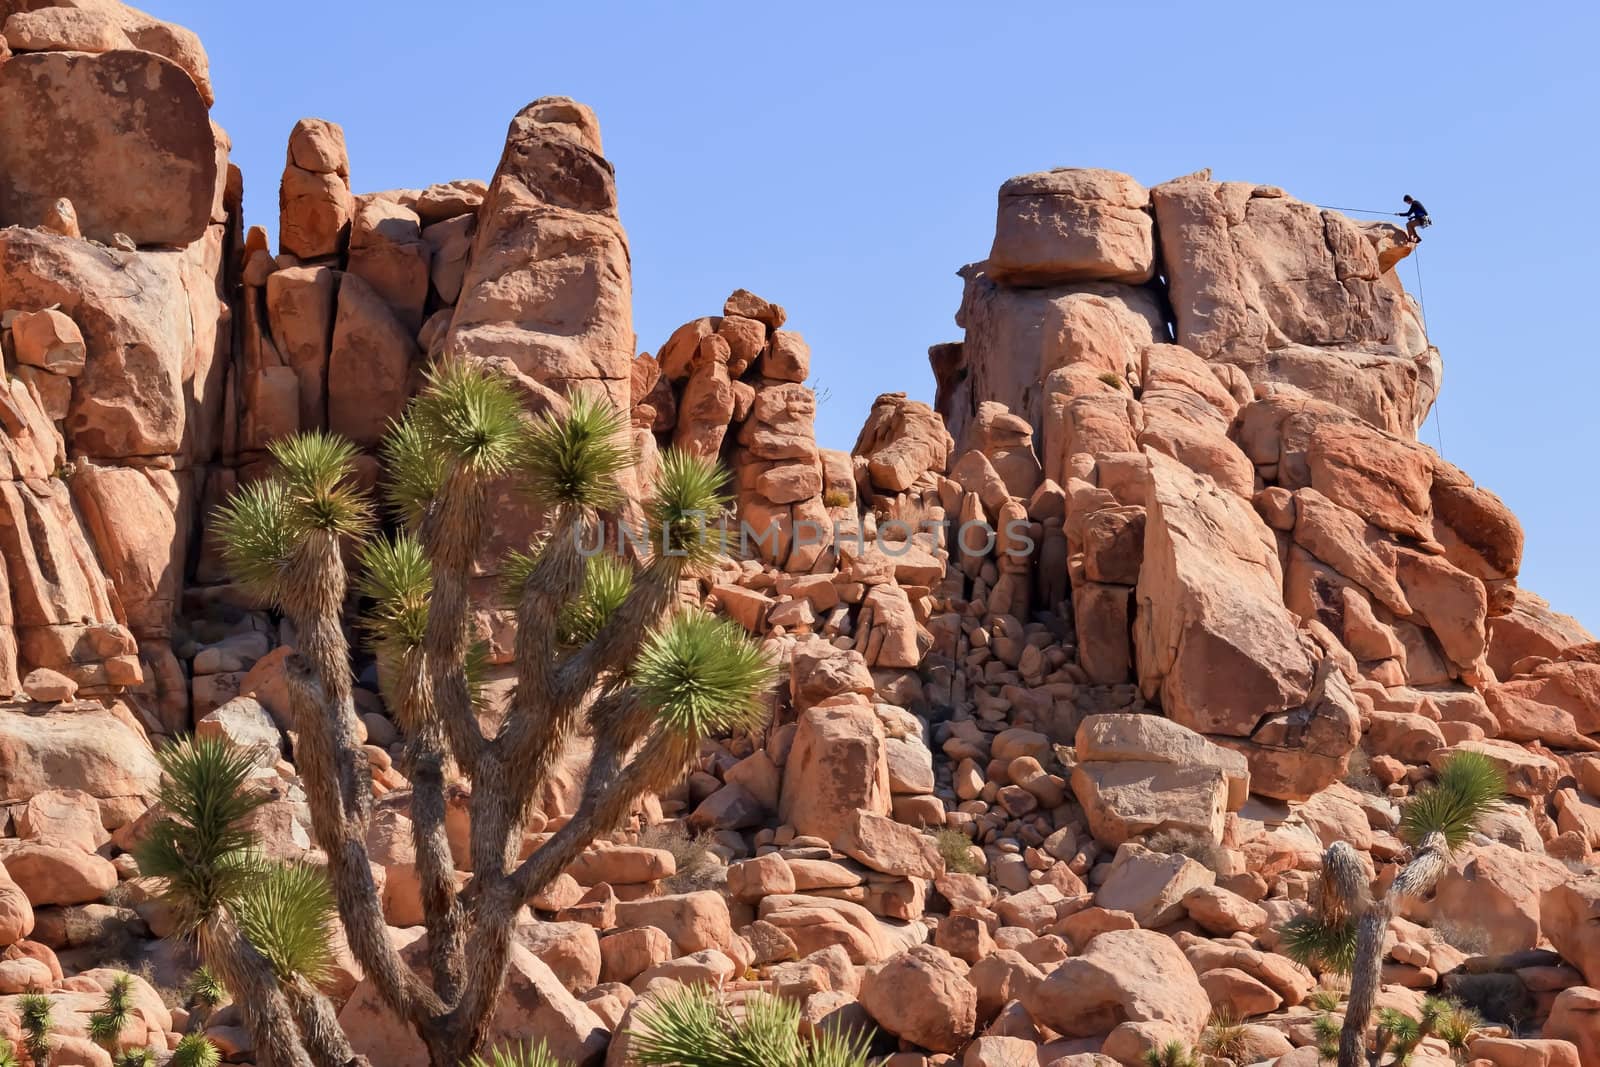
[161,1,1600,630]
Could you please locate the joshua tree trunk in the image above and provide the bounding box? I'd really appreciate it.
[285,975,368,1067]
[1338,832,1450,1067]
[200,915,316,1067]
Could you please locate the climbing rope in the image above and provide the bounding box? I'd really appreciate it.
[1313,204,1396,215]
[1314,204,1446,456]
[1411,247,1446,457]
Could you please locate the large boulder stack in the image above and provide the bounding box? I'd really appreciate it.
[0,0,229,729]
[2,7,1600,1064]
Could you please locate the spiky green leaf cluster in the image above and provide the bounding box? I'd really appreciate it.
[1307,988,1344,1013]
[634,613,776,740]
[216,433,371,599]
[645,450,732,566]
[0,1037,16,1067]
[214,480,296,597]
[466,1041,570,1067]
[114,1050,157,1067]
[135,737,267,933]
[628,984,876,1067]
[1376,1006,1422,1064]
[269,432,372,537]
[382,363,528,525]
[381,414,449,526]
[185,966,228,1010]
[558,554,634,646]
[1280,913,1359,975]
[358,533,433,648]
[18,991,52,1059]
[1198,1013,1249,1062]
[1433,998,1481,1051]
[233,863,337,984]
[88,973,136,1048]
[1401,750,1505,849]
[1312,1013,1341,1060]
[411,362,526,476]
[170,1034,222,1067]
[520,393,633,511]
[1140,1041,1198,1067]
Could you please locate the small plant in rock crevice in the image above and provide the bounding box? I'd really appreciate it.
[933,827,983,874]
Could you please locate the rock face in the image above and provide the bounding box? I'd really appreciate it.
[1151,173,1435,436]
[444,97,632,413]
[1,11,1598,1067]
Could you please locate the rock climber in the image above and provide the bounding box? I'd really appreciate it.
[1397,195,1431,243]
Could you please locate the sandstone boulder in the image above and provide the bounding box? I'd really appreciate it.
[859,944,975,1053]
[987,169,1154,286]
[1024,928,1208,1040]
[1095,842,1215,927]
[1134,449,1315,736]
[779,703,891,841]
[0,49,217,246]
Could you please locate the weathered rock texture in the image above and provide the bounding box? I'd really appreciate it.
[0,10,1597,1067]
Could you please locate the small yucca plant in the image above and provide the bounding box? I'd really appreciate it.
[170,1034,222,1067]
[466,1041,569,1067]
[0,1037,16,1067]
[113,1050,157,1067]
[1308,988,1345,1013]
[1313,1013,1342,1062]
[1374,1007,1421,1064]
[88,972,137,1050]
[1141,1040,1198,1067]
[629,984,877,1067]
[1433,998,1481,1058]
[17,991,52,1066]
[1199,1011,1249,1061]
[186,964,227,1009]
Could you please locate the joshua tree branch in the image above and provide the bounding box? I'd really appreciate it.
[387,643,467,1005]
[285,640,442,1028]
[549,556,679,708]
[417,467,490,776]
[447,725,692,1062]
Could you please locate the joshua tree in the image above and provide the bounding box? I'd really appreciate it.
[201,363,775,1065]
[1282,751,1505,1067]
[136,736,345,1067]
[628,984,878,1067]
[16,992,52,1067]
[87,973,137,1051]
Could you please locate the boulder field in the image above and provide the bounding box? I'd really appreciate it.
[1,3,1597,1065]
